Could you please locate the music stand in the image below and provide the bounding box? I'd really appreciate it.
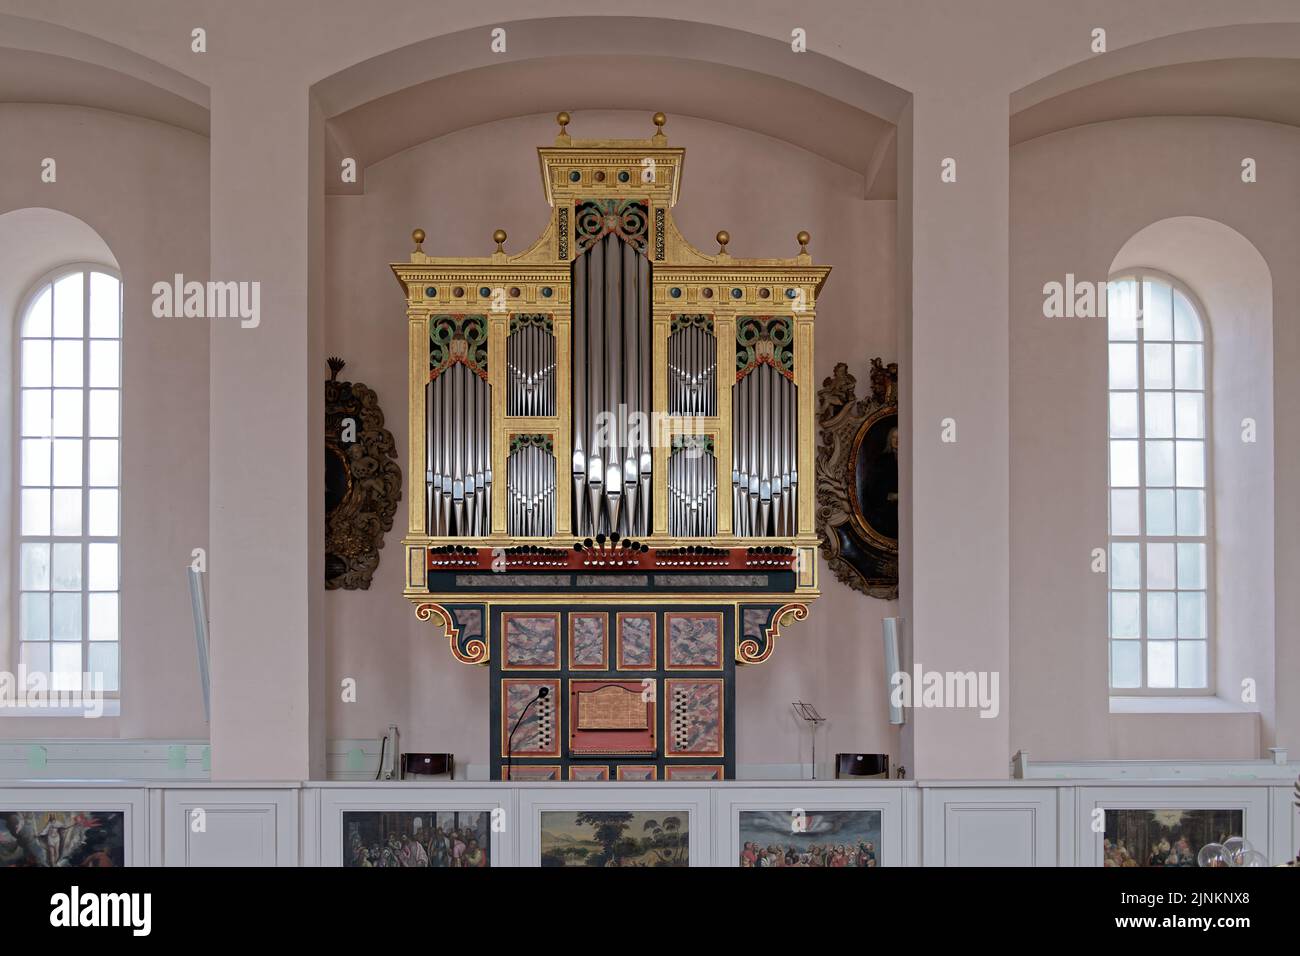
[792,700,826,780]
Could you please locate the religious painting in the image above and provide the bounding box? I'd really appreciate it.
[502,612,561,669]
[569,612,609,670]
[665,612,723,669]
[500,678,561,758]
[816,359,899,599]
[666,678,724,757]
[343,810,490,867]
[1103,808,1244,867]
[539,810,689,867]
[0,810,124,867]
[738,809,882,867]
[616,612,656,670]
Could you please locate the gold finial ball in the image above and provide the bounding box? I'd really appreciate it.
[716,230,730,250]
[412,228,425,246]
[653,111,667,129]
[556,111,570,129]
[797,230,810,248]
[493,229,508,246]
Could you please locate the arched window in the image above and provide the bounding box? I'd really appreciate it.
[16,267,121,698]
[1107,272,1210,693]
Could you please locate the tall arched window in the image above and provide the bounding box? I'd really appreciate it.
[1107,272,1210,693]
[16,267,121,698]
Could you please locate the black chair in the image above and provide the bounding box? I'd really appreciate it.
[835,753,889,779]
[401,753,454,780]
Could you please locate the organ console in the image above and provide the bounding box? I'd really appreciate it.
[393,112,829,779]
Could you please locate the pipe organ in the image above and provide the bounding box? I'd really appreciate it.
[394,113,828,780]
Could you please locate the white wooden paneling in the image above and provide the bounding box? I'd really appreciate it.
[162,788,297,866]
[923,787,1058,866]
[1272,784,1299,864]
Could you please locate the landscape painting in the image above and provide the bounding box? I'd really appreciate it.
[344,810,491,867]
[1103,808,1243,867]
[0,810,125,867]
[738,809,881,867]
[540,810,689,867]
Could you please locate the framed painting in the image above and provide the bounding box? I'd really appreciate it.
[518,787,711,866]
[0,787,146,866]
[318,787,511,866]
[1075,786,1270,867]
[815,359,899,599]
[714,786,906,867]
[0,809,125,867]
[343,810,491,867]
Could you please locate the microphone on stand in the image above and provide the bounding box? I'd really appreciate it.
[505,686,549,781]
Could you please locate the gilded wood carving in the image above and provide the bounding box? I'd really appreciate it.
[326,358,403,590]
[816,359,898,599]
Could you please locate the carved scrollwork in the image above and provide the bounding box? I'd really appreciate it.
[326,358,402,590]
[816,359,899,600]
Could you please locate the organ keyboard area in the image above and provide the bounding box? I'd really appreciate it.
[392,112,829,605]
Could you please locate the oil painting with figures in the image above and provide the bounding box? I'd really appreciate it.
[344,810,490,867]
[1103,808,1243,867]
[739,809,881,867]
[0,811,124,867]
[540,811,688,867]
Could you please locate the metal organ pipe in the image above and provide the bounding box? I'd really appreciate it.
[571,237,653,539]
[731,346,797,539]
[426,354,493,538]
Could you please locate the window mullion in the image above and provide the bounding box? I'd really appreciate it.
[1135,276,1148,691]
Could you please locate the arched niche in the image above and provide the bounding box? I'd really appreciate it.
[0,208,119,703]
[1110,216,1275,738]
[311,16,909,198]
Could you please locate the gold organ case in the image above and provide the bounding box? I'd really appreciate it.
[392,113,827,779]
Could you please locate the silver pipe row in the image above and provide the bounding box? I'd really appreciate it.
[426,361,492,535]
[731,362,796,537]
[507,443,555,537]
[571,235,652,537]
[668,446,717,537]
[507,322,555,416]
[668,323,716,416]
